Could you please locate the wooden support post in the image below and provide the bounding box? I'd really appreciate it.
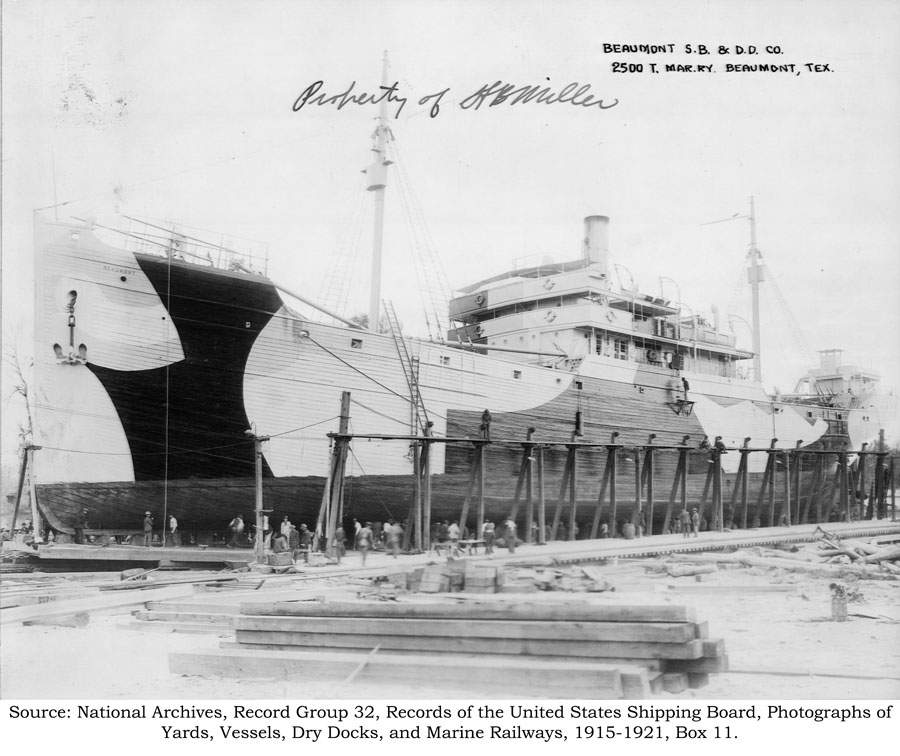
[326,392,351,559]
[698,453,713,529]
[839,451,850,524]
[524,434,535,543]
[422,430,433,551]
[727,438,749,529]
[663,451,683,535]
[477,442,486,534]
[738,443,750,529]
[632,446,642,536]
[847,465,859,522]
[458,442,482,533]
[252,432,268,565]
[509,428,535,523]
[859,444,870,521]
[10,445,31,534]
[643,435,655,535]
[712,447,723,532]
[791,443,802,526]
[591,450,614,539]
[412,439,422,551]
[823,455,841,523]
[567,444,578,541]
[874,452,886,521]
[27,448,42,540]
[767,440,777,527]
[551,446,575,539]
[609,433,620,536]
[890,457,896,521]
[537,446,546,544]
[781,449,791,527]
[808,453,824,524]
[751,444,774,528]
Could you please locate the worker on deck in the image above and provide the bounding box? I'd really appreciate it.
[679,507,691,538]
[691,508,700,537]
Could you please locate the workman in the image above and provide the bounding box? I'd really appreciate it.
[143,511,153,547]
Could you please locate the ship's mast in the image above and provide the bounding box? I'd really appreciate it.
[747,196,763,382]
[366,51,392,332]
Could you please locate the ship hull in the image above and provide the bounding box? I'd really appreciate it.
[31,217,897,538]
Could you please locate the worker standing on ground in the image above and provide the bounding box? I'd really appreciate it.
[75,509,89,545]
[143,511,153,547]
[169,514,180,547]
[691,508,700,537]
[388,520,402,558]
[281,515,292,538]
[679,508,691,538]
[227,514,244,548]
[505,517,517,554]
[288,523,301,562]
[358,521,373,566]
[482,520,495,555]
[332,524,346,565]
[447,521,461,556]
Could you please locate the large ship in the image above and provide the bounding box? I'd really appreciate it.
[26,64,898,542]
[29,200,898,542]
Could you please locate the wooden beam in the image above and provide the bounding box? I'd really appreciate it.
[234,615,702,643]
[242,601,698,623]
[169,648,631,699]
[233,630,707,660]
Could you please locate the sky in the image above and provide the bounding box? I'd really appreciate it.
[2,0,900,463]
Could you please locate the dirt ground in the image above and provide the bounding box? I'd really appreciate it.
[2,555,899,701]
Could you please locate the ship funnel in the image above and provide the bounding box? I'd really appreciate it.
[582,215,611,279]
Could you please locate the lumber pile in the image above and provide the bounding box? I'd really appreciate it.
[815,535,900,574]
[170,598,727,698]
[669,543,900,579]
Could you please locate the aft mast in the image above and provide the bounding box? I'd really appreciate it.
[747,197,764,383]
[366,51,393,332]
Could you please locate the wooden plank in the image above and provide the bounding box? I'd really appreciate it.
[0,584,194,625]
[664,654,730,674]
[220,642,667,672]
[233,629,705,659]
[146,601,240,614]
[242,600,697,623]
[120,621,231,634]
[169,648,628,698]
[235,615,699,643]
[134,610,237,626]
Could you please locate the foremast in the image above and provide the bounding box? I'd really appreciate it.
[365,51,393,332]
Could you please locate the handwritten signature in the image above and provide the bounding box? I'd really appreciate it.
[293,80,618,119]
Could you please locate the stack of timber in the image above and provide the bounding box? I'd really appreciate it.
[170,598,726,698]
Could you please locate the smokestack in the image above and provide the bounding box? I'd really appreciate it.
[582,215,611,280]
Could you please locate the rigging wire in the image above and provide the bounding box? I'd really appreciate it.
[305,333,449,425]
[346,445,398,521]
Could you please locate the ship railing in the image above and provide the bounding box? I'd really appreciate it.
[120,217,270,277]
